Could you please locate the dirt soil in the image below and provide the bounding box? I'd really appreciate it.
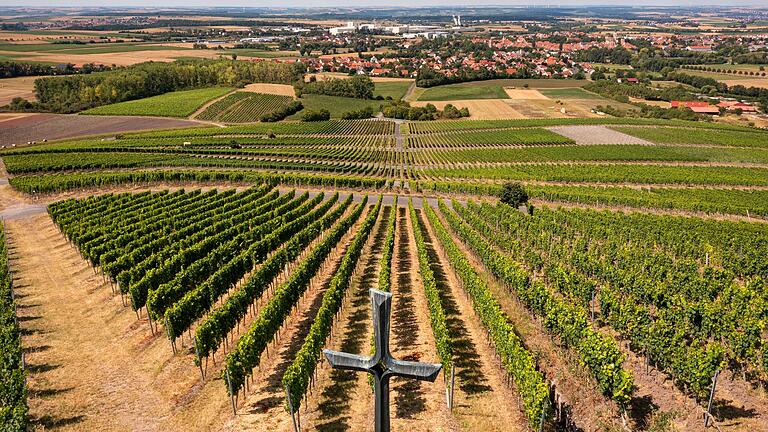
[547,125,655,145]
[411,100,525,120]
[0,75,45,106]
[240,83,296,97]
[0,114,201,146]
[503,88,550,100]
[415,208,531,432]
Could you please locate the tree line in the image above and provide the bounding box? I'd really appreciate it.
[295,75,375,99]
[33,59,304,113]
[1,61,114,79]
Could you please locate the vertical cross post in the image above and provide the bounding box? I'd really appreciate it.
[324,289,442,432]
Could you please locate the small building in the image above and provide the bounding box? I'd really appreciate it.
[671,101,719,114]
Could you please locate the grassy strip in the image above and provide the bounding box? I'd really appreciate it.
[82,87,233,118]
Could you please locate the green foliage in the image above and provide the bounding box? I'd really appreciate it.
[298,75,375,99]
[423,201,549,428]
[9,170,386,194]
[282,196,382,410]
[218,196,368,395]
[0,226,28,431]
[445,200,633,406]
[408,199,453,373]
[35,59,300,113]
[260,100,303,122]
[417,81,510,101]
[301,109,331,122]
[381,101,470,121]
[613,127,768,148]
[340,106,374,120]
[82,87,233,117]
[215,93,295,123]
[499,182,528,208]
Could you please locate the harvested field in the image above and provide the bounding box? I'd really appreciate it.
[0,75,45,106]
[546,125,655,145]
[411,99,525,120]
[629,97,671,108]
[721,78,768,89]
[241,83,296,97]
[5,49,234,67]
[0,114,201,146]
[503,88,550,100]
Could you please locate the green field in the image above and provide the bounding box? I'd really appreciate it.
[0,42,184,54]
[287,95,383,119]
[82,87,233,118]
[418,82,509,101]
[373,81,412,100]
[219,93,294,123]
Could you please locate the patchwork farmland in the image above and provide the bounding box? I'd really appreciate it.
[2,114,768,432]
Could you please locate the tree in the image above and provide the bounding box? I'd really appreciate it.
[499,182,528,208]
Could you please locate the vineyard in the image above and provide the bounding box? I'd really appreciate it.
[82,87,235,118]
[4,116,768,432]
[196,92,296,123]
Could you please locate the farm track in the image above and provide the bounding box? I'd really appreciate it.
[387,207,455,431]
[189,89,237,121]
[414,208,529,432]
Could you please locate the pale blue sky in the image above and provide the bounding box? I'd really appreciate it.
[1,1,765,7]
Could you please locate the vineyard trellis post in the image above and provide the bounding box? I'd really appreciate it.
[285,384,301,432]
[704,369,720,428]
[226,366,236,416]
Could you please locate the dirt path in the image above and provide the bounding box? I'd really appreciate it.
[414,208,529,432]
[387,207,455,431]
[402,81,417,102]
[8,213,233,431]
[189,89,237,121]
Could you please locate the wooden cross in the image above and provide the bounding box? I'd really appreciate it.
[323,288,442,432]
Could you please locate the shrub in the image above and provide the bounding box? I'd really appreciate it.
[301,109,331,122]
[260,100,303,122]
[340,106,374,120]
[500,182,529,208]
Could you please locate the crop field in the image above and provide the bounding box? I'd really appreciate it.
[3,114,768,432]
[613,126,768,148]
[287,94,384,119]
[82,87,234,118]
[197,92,294,123]
[373,80,412,100]
[417,81,510,101]
[538,87,605,100]
[4,185,765,432]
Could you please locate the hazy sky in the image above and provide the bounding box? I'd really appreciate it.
[1,1,765,7]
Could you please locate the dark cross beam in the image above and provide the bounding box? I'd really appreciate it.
[323,288,442,432]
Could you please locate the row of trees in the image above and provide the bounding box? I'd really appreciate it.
[295,75,375,99]
[33,59,304,113]
[0,61,114,79]
[382,101,469,121]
